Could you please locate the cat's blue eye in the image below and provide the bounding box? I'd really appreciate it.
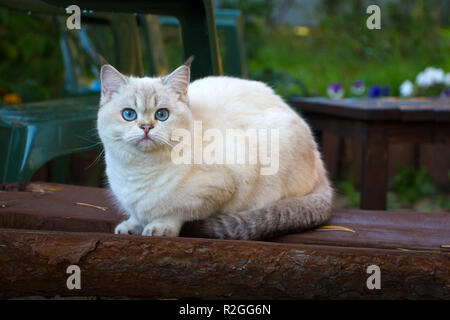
[155,108,169,121]
[122,108,137,121]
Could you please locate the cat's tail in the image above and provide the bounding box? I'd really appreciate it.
[180,182,333,240]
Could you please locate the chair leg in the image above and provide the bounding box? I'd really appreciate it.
[0,126,33,184]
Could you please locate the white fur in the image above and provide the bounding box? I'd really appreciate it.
[98,64,329,237]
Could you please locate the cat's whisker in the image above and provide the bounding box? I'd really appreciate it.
[69,143,102,153]
[75,134,102,144]
[151,134,175,148]
[153,134,174,145]
[123,135,141,143]
[85,149,105,170]
[86,128,101,138]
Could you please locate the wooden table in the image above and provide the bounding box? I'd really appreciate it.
[289,97,450,210]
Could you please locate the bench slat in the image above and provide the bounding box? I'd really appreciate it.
[0,182,448,252]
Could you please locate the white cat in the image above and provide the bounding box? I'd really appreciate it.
[97,58,332,240]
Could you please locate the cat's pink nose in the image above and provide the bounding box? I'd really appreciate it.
[139,124,153,135]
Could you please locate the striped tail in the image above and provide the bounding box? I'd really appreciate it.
[180,183,333,240]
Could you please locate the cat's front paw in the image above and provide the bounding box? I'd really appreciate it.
[142,220,181,237]
[115,217,143,235]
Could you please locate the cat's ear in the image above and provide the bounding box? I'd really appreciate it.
[100,64,127,106]
[162,56,194,102]
[98,54,109,67]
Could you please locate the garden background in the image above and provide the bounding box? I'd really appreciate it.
[1,0,449,211]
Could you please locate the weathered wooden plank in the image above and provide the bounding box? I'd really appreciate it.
[272,209,450,252]
[290,97,450,122]
[0,228,448,299]
[398,104,435,122]
[419,144,450,186]
[0,182,121,233]
[321,132,342,181]
[360,126,389,210]
[299,113,370,141]
[1,182,449,251]
[290,98,401,120]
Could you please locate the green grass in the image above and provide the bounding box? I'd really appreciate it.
[247,25,450,98]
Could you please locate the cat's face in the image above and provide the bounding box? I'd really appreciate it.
[97,60,193,154]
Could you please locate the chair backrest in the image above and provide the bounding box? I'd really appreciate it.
[215,9,247,78]
[158,9,247,78]
[138,14,168,77]
[62,11,242,95]
[57,13,144,96]
[59,9,247,91]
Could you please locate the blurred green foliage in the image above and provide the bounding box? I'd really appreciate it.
[0,9,64,102]
[2,1,449,101]
[336,166,450,211]
[389,167,450,210]
[336,180,360,208]
[221,0,450,98]
[390,167,437,203]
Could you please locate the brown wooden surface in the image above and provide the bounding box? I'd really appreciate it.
[0,182,121,233]
[0,227,448,299]
[291,97,450,122]
[0,182,448,299]
[420,143,450,186]
[1,182,449,251]
[359,125,389,210]
[321,132,342,181]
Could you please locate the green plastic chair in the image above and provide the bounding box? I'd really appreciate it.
[44,0,223,79]
[159,9,247,78]
[215,9,247,78]
[0,95,100,183]
[51,13,144,182]
[0,9,144,183]
[0,0,222,183]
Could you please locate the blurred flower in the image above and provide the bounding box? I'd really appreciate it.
[3,93,22,105]
[444,73,450,87]
[327,83,344,99]
[294,26,310,36]
[381,86,390,96]
[416,67,445,88]
[416,71,432,87]
[442,89,450,98]
[428,67,445,84]
[368,85,381,98]
[351,81,365,95]
[399,80,414,97]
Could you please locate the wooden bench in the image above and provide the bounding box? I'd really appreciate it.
[0,182,448,299]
